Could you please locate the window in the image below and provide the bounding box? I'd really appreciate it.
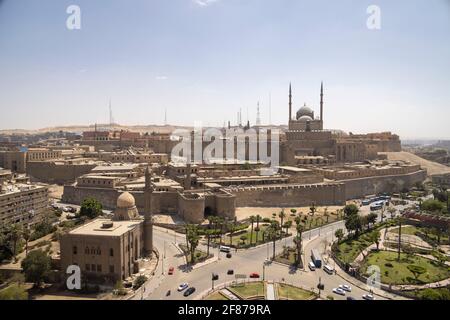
[86,264,90,271]
[110,248,114,257]
[97,264,102,272]
[97,247,101,255]
[91,247,95,255]
[85,247,89,254]
[109,265,114,273]
[73,246,77,254]
[91,264,96,272]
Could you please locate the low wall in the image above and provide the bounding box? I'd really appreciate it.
[231,183,346,207]
[342,170,427,200]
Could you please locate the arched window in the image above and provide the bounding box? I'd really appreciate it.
[97,247,101,255]
[73,246,77,254]
[91,247,95,255]
[110,248,114,257]
[85,247,89,254]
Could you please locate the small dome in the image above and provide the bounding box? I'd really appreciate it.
[116,192,135,208]
[296,103,314,120]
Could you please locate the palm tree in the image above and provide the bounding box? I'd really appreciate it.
[324,207,329,223]
[9,224,22,262]
[255,215,261,244]
[294,224,304,266]
[23,226,31,256]
[205,216,214,256]
[309,203,317,217]
[186,225,200,264]
[284,220,292,236]
[249,215,255,245]
[267,221,280,260]
[278,210,286,239]
[228,221,236,246]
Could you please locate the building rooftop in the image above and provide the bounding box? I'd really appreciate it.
[69,218,142,237]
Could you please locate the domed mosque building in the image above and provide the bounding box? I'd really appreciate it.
[60,168,154,284]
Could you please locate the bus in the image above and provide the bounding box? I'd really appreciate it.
[311,249,322,268]
[219,245,231,253]
[323,265,335,275]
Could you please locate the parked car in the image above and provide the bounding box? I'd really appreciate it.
[346,296,355,300]
[249,272,260,278]
[332,288,346,296]
[226,253,232,258]
[177,283,189,291]
[168,267,174,275]
[183,287,196,297]
[227,269,234,275]
[362,294,375,300]
[339,284,352,292]
[308,262,316,271]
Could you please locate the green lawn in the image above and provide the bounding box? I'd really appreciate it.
[277,283,316,300]
[360,251,450,285]
[228,282,265,299]
[205,291,229,300]
[390,225,450,245]
[390,225,418,236]
[334,232,374,264]
[218,225,270,247]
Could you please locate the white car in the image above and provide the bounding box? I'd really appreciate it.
[308,262,316,271]
[339,284,352,292]
[362,294,375,300]
[333,288,346,296]
[177,283,189,292]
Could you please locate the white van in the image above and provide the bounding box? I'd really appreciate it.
[323,265,335,274]
[219,245,231,253]
[308,262,316,271]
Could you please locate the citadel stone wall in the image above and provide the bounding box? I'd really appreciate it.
[27,161,96,184]
[342,170,427,199]
[231,183,346,207]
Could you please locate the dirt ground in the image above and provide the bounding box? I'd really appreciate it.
[381,151,450,176]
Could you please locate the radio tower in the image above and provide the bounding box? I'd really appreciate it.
[109,99,114,127]
[256,101,261,126]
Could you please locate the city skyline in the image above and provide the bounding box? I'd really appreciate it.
[0,0,449,140]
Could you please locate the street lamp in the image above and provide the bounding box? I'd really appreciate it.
[263,262,266,281]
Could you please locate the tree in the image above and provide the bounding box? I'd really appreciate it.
[407,265,426,283]
[387,206,396,220]
[266,221,280,260]
[205,216,214,256]
[186,225,200,264]
[369,230,381,250]
[239,234,248,246]
[8,224,23,262]
[431,250,447,265]
[21,249,51,287]
[283,220,293,236]
[249,215,255,245]
[255,215,261,243]
[421,199,445,213]
[345,214,362,237]
[323,207,330,223]
[23,227,31,256]
[133,275,148,290]
[290,208,297,216]
[334,229,344,243]
[293,224,304,266]
[309,203,317,216]
[79,197,103,219]
[278,210,286,237]
[366,212,378,230]
[344,204,359,217]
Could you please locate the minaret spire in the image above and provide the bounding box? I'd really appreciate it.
[288,83,292,122]
[320,81,324,122]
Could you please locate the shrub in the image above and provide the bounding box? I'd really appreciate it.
[133,275,148,290]
[385,262,394,268]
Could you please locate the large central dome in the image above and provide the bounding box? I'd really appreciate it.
[296,103,314,120]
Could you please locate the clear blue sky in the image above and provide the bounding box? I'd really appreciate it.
[0,0,449,139]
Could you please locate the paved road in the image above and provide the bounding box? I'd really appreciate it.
[141,200,415,301]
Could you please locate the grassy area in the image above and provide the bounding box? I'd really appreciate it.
[216,225,270,247]
[228,281,265,299]
[404,286,450,300]
[205,291,230,300]
[390,225,449,245]
[277,283,316,300]
[360,251,450,285]
[274,247,301,266]
[334,232,375,264]
[178,244,210,264]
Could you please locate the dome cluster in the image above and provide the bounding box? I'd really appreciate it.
[296,103,314,121]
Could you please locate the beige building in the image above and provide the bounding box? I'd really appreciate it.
[0,179,48,226]
[60,170,153,284]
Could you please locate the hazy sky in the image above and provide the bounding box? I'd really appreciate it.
[0,0,449,139]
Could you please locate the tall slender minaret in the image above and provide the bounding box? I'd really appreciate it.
[289,83,292,122]
[320,81,324,122]
[143,166,153,257]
